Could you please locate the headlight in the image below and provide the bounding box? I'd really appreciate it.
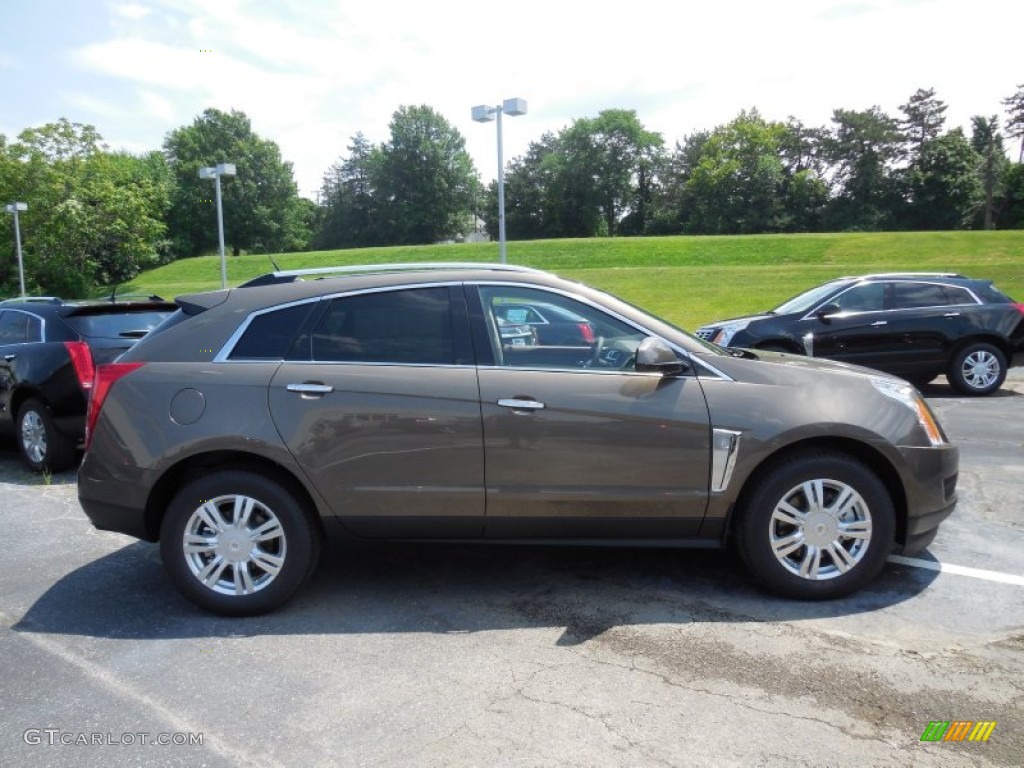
[711,320,749,346]
[871,377,947,446]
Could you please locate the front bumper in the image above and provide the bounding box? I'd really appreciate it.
[893,443,959,555]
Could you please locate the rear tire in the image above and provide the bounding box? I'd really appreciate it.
[947,342,1006,396]
[735,452,895,600]
[160,470,320,616]
[16,399,76,473]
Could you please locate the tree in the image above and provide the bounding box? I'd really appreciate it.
[314,133,382,249]
[684,110,791,234]
[372,105,479,245]
[1002,83,1024,163]
[970,116,1007,229]
[0,121,171,296]
[164,108,309,257]
[556,109,663,236]
[903,129,982,230]
[899,87,948,159]
[498,132,562,240]
[823,107,903,230]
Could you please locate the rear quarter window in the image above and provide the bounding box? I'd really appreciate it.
[229,302,317,360]
[65,309,175,339]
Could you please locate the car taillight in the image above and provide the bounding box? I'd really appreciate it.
[85,362,144,449]
[1013,303,1024,315]
[577,323,596,343]
[64,341,95,391]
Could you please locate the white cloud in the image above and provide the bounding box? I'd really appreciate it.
[61,0,1024,198]
[112,2,152,21]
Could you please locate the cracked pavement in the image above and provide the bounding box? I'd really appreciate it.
[1,371,1022,766]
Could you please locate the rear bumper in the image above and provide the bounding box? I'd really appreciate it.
[893,443,959,556]
[79,497,153,541]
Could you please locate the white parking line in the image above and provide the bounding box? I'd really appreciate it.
[888,555,1024,586]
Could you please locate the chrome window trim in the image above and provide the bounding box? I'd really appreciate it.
[215,281,464,363]
[801,280,983,321]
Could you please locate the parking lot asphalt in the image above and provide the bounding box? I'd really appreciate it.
[1,371,1022,767]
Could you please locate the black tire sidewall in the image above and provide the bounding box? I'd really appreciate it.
[160,470,318,616]
[736,453,895,600]
[948,342,1006,396]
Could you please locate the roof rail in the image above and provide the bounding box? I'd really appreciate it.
[239,262,544,288]
[0,296,63,305]
[846,272,967,280]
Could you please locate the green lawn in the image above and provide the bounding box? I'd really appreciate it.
[119,231,1024,329]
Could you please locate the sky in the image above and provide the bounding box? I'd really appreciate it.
[2,0,1022,200]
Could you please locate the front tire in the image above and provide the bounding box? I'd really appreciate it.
[735,452,895,600]
[947,342,1006,396]
[160,470,320,616]
[16,398,76,473]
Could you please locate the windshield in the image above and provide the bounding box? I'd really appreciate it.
[772,280,854,315]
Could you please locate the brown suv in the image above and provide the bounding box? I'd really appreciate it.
[78,264,959,615]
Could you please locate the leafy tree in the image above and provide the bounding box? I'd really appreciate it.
[970,116,1007,229]
[996,163,1024,228]
[903,129,982,230]
[0,121,171,296]
[823,107,903,230]
[1002,83,1024,163]
[373,105,479,245]
[556,109,663,236]
[164,108,309,257]
[684,110,791,234]
[498,132,562,240]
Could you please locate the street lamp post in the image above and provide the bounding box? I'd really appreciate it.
[472,98,527,264]
[199,163,236,289]
[4,202,28,297]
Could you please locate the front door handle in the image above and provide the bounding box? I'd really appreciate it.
[498,398,545,412]
[870,321,887,326]
[3,354,15,362]
[943,312,961,318]
[287,382,334,396]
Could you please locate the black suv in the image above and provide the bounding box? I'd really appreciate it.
[696,273,1024,395]
[0,297,175,471]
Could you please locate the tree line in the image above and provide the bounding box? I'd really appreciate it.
[2,85,1023,297]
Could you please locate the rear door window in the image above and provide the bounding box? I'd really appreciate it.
[893,282,977,309]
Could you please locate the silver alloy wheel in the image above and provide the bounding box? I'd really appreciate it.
[182,494,287,596]
[960,349,1000,390]
[769,478,872,581]
[20,410,47,465]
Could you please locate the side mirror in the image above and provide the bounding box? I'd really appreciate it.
[815,303,840,323]
[635,337,689,376]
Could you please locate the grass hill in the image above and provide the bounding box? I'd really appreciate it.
[119,231,1024,330]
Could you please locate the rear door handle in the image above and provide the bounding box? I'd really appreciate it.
[498,398,545,411]
[943,312,960,317]
[3,354,15,361]
[287,383,334,396]
[870,321,887,326]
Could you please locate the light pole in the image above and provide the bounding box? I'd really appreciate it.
[199,163,236,289]
[4,202,28,297]
[472,97,527,264]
